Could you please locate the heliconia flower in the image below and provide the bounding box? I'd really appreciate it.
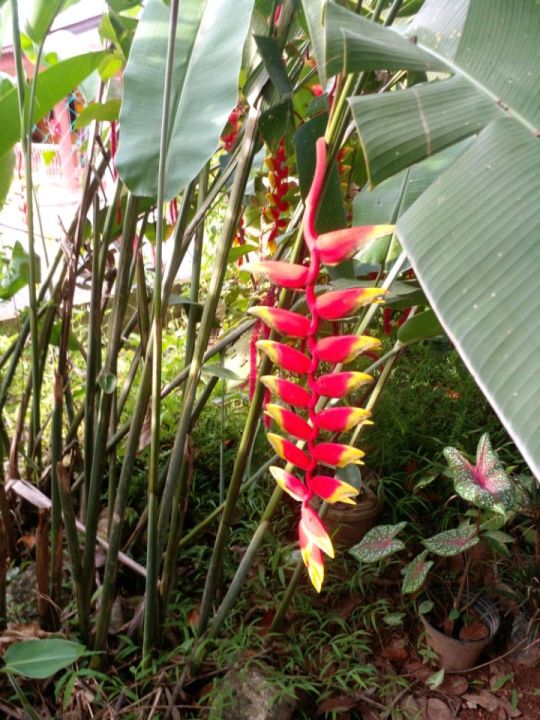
[308,475,359,505]
[267,433,311,470]
[313,371,372,398]
[315,225,395,266]
[312,442,365,467]
[270,466,308,502]
[315,335,381,364]
[256,340,311,374]
[260,376,312,407]
[315,287,387,321]
[299,522,324,593]
[243,260,309,289]
[264,404,313,441]
[314,406,372,433]
[248,307,310,338]
[300,504,334,558]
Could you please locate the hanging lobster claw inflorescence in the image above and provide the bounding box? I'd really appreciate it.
[245,138,393,591]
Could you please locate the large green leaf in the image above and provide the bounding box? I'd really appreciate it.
[116,0,255,199]
[2,639,85,679]
[409,0,540,128]
[398,117,540,478]
[300,0,327,84]
[0,149,14,210]
[350,77,501,185]
[0,51,107,157]
[325,2,448,78]
[23,0,82,44]
[335,0,540,185]
[353,141,469,226]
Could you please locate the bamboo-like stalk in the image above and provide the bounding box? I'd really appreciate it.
[143,0,180,663]
[0,513,6,630]
[156,105,261,573]
[0,250,63,409]
[184,167,207,366]
[57,463,89,642]
[8,295,60,480]
[92,341,153,660]
[10,0,60,475]
[158,437,193,625]
[35,509,51,628]
[82,194,139,598]
[83,182,123,509]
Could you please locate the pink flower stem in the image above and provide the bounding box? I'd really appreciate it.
[303,138,327,503]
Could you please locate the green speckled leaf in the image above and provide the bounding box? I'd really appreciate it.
[349,522,406,563]
[423,525,479,557]
[444,433,515,510]
[401,550,433,594]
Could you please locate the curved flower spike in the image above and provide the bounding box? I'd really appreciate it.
[315,224,394,266]
[300,504,334,558]
[264,404,313,441]
[312,442,365,467]
[270,466,308,502]
[243,260,309,289]
[314,406,372,433]
[309,475,359,505]
[248,307,310,338]
[257,340,311,374]
[315,335,381,364]
[267,433,311,470]
[299,522,324,593]
[313,371,372,398]
[260,376,312,407]
[315,287,387,321]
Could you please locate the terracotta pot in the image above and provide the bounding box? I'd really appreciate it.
[316,488,382,547]
[421,592,500,671]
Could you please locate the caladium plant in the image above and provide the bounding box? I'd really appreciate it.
[444,433,515,511]
[246,138,392,591]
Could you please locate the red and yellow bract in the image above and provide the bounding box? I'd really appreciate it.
[313,371,372,398]
[256,340,311,374]
[315,287,386,320]
[260,376,312,407]
[315,224,394,266]
[264,404,314,441]
[247,138,385,591]
[244,260,308,289]
[248,307,311,338]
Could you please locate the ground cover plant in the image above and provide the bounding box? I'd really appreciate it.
[0,0,539,717]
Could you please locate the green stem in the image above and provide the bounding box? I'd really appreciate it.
[157,105,261,609]
[82,194,139,600]
[83,182,122,509]
[10,0,57,475]
[57,463,89,642]
[143,0,180,664]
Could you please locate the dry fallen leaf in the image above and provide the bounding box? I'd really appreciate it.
[439,674,469,696]
[426,697,454,720]
[382,636,409,663]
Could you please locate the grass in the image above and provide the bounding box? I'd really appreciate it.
[0,331,535,717]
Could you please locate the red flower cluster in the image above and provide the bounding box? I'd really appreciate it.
[261,139,290,255]
[221,105,244,152]
[246,139,393,591]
